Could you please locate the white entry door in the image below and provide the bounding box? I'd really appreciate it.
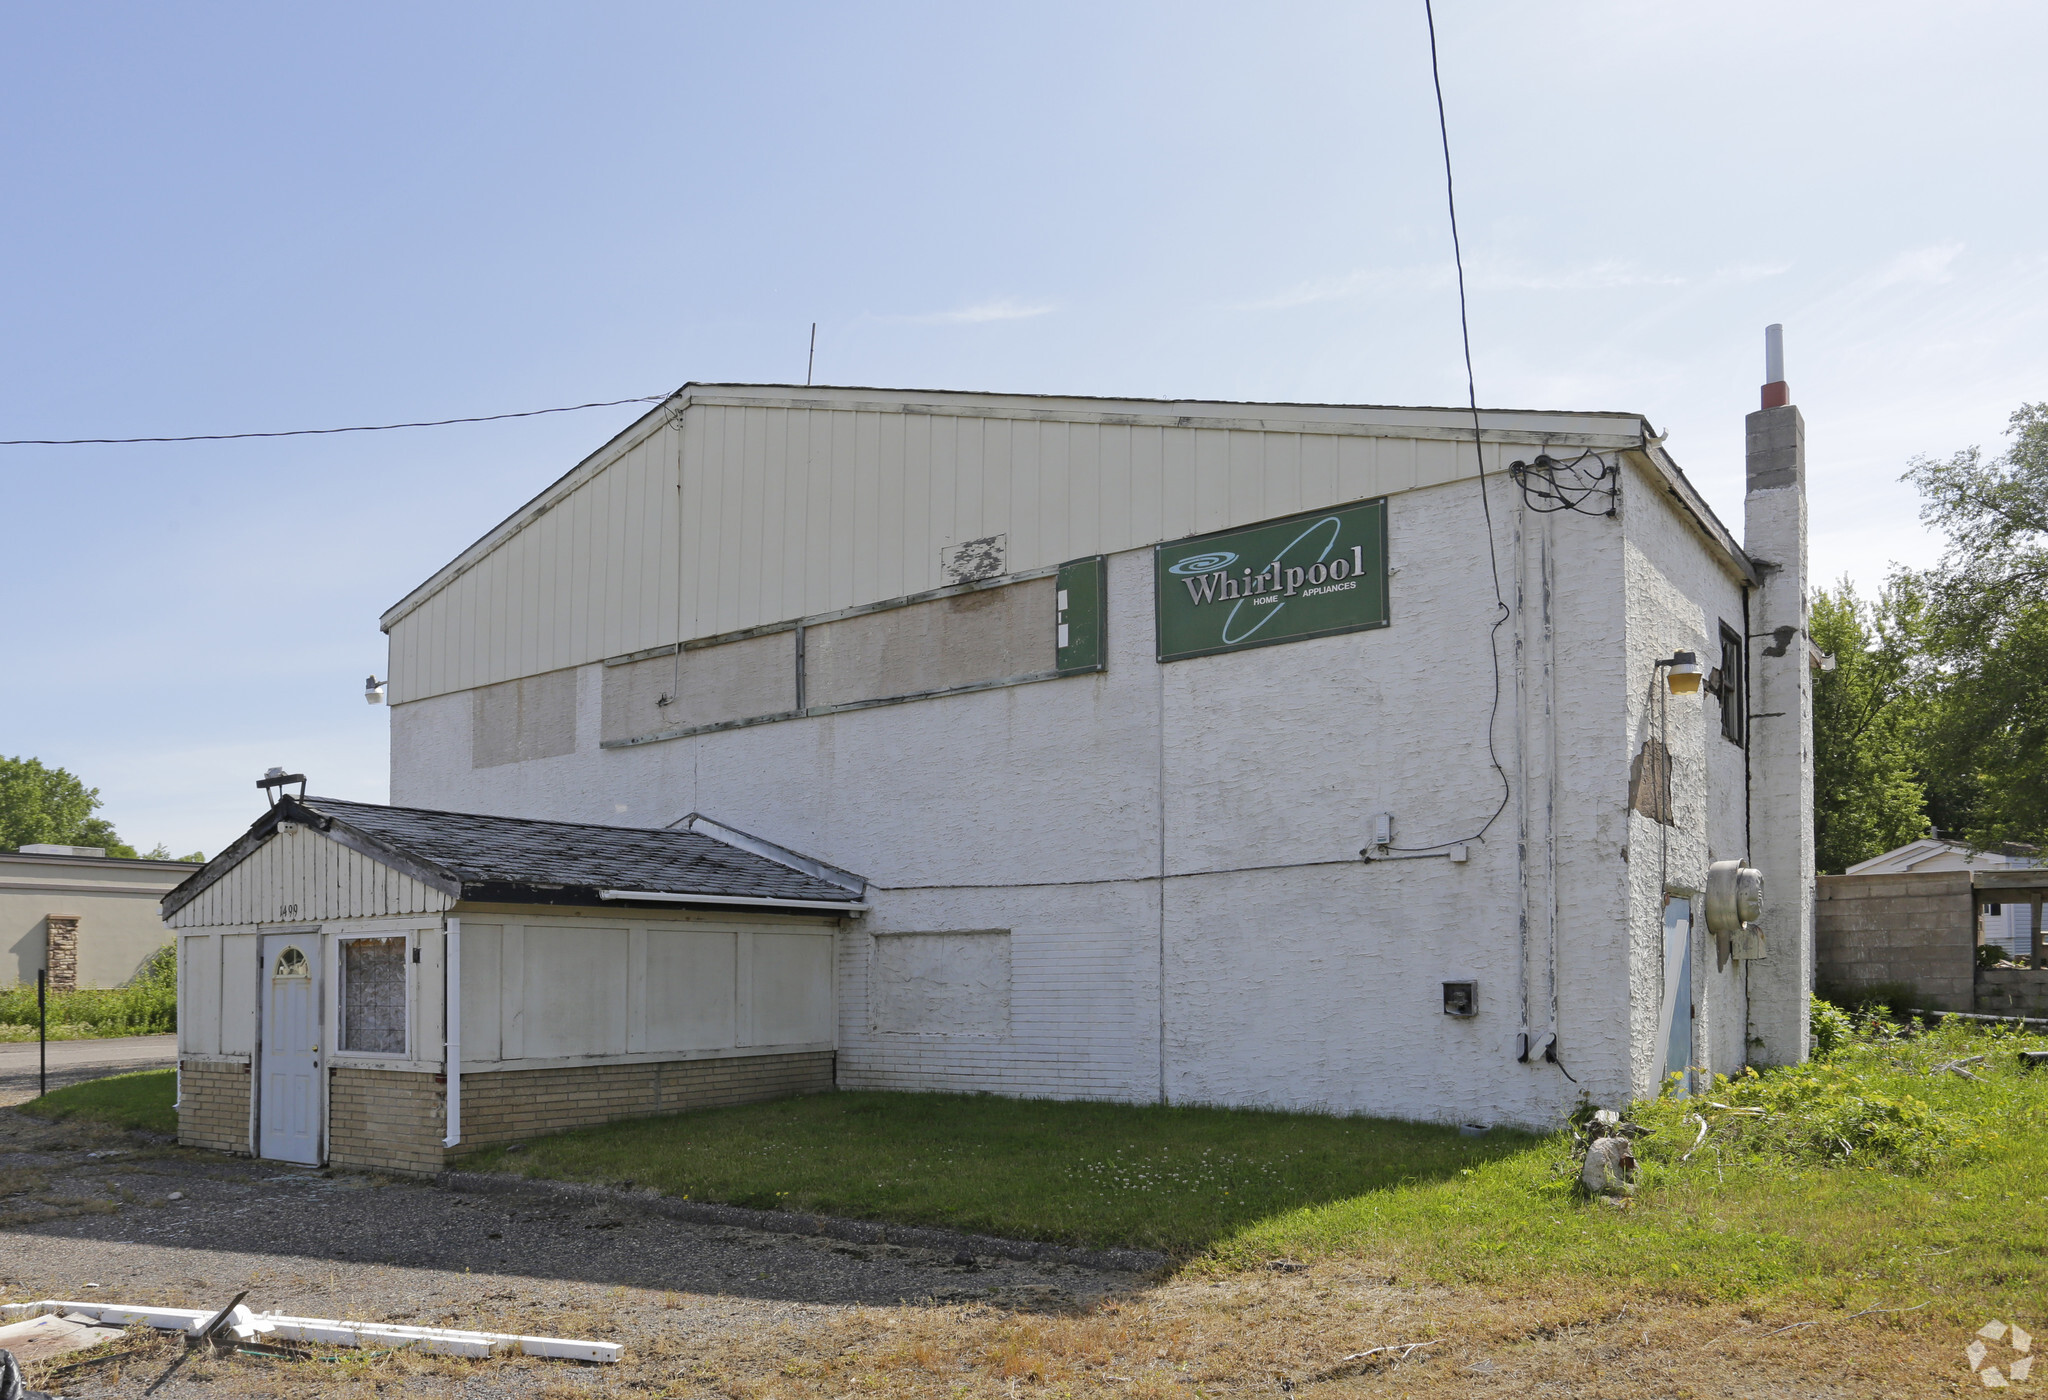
[259,934,323,1164]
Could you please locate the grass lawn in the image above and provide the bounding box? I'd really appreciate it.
[462,1093,1531,1255]
[17,1067,178,1134]
[469,1014,2048,1331]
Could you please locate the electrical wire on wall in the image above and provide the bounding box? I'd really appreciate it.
[1386,0,1513,854]
[1508,449,1620,516]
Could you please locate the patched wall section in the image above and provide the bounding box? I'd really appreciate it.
[871,931,1011,1037]
[603,632,798,743]
[473,668,578,768]
[806,579,1056,709]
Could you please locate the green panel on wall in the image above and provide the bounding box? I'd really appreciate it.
[1154,498,1388,662]
[1055,556,1107,675]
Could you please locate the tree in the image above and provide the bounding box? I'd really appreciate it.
[1810,580,1929,873]
[1902,403,2048,848]
[0,756,137,858]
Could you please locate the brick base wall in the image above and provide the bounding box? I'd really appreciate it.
[307,1051,834,1175]
[457,1051,835,1153]
[177,1059,251,1153]
[329,1066,447,1176]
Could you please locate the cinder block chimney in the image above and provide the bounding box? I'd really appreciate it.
[1743,323,1815,1064]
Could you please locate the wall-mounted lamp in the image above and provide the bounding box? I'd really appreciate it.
[1657,651,1702,694]
[365,675,387,705]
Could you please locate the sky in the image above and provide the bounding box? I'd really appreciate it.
[3,1,2044,860]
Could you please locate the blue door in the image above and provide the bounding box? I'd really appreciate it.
[1660,897,1694,1096]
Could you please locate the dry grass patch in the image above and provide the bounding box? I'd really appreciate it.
[672,1264,1968,1398]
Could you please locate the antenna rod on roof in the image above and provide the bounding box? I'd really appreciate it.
[807,323,817,387]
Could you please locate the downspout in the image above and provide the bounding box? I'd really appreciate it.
[442,917,461,1149]
[1541,517,1563,1062]
[1512,471,1532,1061]
[172,933,183,1110]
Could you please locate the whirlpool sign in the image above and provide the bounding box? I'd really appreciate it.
[1153,498,1389,662]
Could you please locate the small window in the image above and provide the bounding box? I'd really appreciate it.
[272,946,309,979]
[340,936,408,1055]
[1990,903,2003,916]
[1718,622,1745,747]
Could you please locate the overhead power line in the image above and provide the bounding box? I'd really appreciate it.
[1410,0,1513,853]
[0,395,671,447]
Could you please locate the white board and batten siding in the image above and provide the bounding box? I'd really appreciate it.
[167,823,452,930]
[381,385,1657,705]
[455,917,835,1072]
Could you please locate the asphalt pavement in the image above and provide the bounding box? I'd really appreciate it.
[0,1033,177,1106]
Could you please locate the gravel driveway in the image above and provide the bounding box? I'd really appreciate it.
[0,1106,1144,1397]
[0,1035,176,1107]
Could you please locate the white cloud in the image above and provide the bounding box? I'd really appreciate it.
[1231,265,1449,311]
[1868,242,1965,289]
[893,298,1055,325]
[1473,260,1688,292]
[1706,260,1794,285]
[1230,255,1768,311]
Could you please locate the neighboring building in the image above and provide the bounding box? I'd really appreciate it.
[3,845,199,991]
[1847,838,2041,958]
[165,795,855,1173]
[343,362,1817,1135]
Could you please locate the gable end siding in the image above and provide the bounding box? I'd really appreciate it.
[167,824,453,928]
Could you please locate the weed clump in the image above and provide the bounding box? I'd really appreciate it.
[1634,1012,2006,1175]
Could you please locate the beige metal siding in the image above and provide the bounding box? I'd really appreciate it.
[167,825,452,929]
[384,388,1649,704]
[388,422,681,703]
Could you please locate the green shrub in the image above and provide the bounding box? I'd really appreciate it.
[0,942,177,1037]
[1810,994,1855,1058]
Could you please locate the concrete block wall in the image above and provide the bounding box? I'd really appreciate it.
[455,1050,834,1155]
[329,1066,447,1176]
[1974,970,2048,1018]
[177,1059,250,1153]
[1815,872,1975,1010]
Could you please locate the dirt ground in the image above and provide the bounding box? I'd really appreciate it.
[0,1108,1981,1398]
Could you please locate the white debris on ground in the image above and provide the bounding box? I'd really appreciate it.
[1,1299,620,1362]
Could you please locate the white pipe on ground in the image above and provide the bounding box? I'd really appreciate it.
[1,1300,619,1362]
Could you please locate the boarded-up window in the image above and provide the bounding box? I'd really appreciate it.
[807,579,1056,711]
[472,668,577,768]
[340,937,407,1054]
[871,931,1011,1037]
[601,631,797,743]
[1630,738,1674,825]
